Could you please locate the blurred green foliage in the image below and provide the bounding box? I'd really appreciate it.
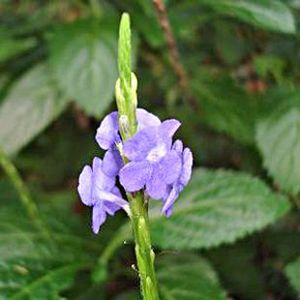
[0,0,300,299]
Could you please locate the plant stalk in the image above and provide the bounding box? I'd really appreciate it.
[128,192,159,299]
[116,13,159,299]
[152,0,199,112]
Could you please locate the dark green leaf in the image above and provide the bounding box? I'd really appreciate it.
[200,0,296,33]
[0,182,90,299]
[49,18,118,117]
[207,239,266,300]
[213,21,251,65]
[285,256,300,295]
[75,285,108,300]
[253,54,287,84]
[256,107,300,195]
[289,0,300,9]
[191,74,261,145]
[0,258,84,300]
[150,168,291,249]
[0,31,36,63]
[0,64,69,156]
[157,254,226,299]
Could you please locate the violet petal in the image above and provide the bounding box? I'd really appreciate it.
[120,161,152,192]
[102,149,123,177]
[78,165,93,206]
[92,202,106,234]
[146,171,168,199]
[96,112,120,150]
[137,108,161,129]
[180,148,193,186]
[157,150,182,184]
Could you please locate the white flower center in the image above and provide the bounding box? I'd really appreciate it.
[147,144,167,162]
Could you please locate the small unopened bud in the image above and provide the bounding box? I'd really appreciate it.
[131,72,138,92]
[119,115,130,135]
[150,249,155,264]
[115,78,126,113]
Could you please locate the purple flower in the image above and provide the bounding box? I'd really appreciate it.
[95,108,161,179]
[78,106,193,233]
[96,108,161,151]
[78,157,128,233]
[119,120,183,199]
[162,140,193,217]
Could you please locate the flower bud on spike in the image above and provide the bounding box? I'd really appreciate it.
[115,78,126,114]
[119,115,130,136]
[150,249,155,264]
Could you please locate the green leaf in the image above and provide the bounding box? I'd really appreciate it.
[200,0,296,33]
[75,285,107,300]
[0,30,36,63]
[49,18,118,117]
[256,107,300,195]
[213,21,252,65]
[0,184,89,261]
[150,168,291,250]
[285,256,300,295]
[0,258,84,299]
[289,0,300,9]
[157,254,226,299]
[207,239,266,300]
[191,74,261,145]
[0,180,49,260]
[253,54,287,84]
[0,64,69,156]
[0,209,53,263]
[0,182,90,299]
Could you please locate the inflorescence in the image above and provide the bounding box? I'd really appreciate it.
[78,108,193,233]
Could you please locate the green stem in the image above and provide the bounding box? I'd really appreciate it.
[128,192,159,299]
[0,148,52,242]
[115,13,159,299]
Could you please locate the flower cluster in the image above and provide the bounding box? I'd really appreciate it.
[78,108,193,233]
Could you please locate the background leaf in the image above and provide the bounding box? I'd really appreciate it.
[0,30,36,63]
[200,0,296,33]
[0,181,91,299]
[157,254,226,300]
[192,74,261,145]
[285,256,300,295]
[150,168,291,249]
[49,18,118,117]
[0,259,84,300]
[0,64,68,156]
[256,107,300,195]
[206,239,266,300]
